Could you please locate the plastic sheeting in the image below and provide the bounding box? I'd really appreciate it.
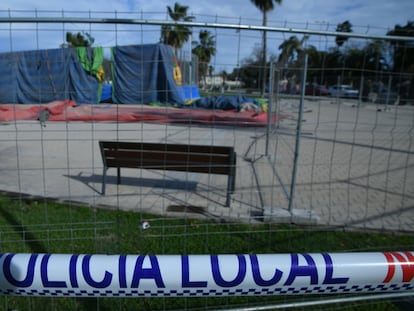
[0,101,286,127]
[0,48,100,104]
[111,44,184,106]
[189,95,260,110]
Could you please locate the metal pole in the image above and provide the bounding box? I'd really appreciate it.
[214,291,414,311]
[288,54,308,212]
[274,69,281,129]
[265,62,275,156]
[0,17,412,42]
[188,33,192,88]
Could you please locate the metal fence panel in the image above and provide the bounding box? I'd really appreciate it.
[0,10,413,310]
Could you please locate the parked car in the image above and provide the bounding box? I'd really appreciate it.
[305,84,329,96]
[328,85,359,98]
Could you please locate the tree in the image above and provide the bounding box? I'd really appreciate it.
[304,45,327,84]
[387,21,414,74]
[335,20,352,48]
[250,0,283,95]
[62,32,94,48]
[365,40,389,74]
[342,46,367,85]
[192,30,216,88]
[323,47,344,85]
[234,45,277,89]
[387,21,414,104]
[160,2,194,53]
[237,46,263,89]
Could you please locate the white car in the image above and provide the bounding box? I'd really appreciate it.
[328,85,359,98]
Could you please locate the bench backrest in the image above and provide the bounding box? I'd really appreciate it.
[99,141,236,175]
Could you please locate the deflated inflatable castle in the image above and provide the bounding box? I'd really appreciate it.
[0,44,284,126]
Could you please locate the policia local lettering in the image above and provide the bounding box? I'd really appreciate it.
[2,253,349,289]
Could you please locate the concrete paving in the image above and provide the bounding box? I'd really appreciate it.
[1,98,413,232]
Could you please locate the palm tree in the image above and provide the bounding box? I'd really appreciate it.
[278,35,308,69]
[277,35,308,91]
[250,0,283,96]
[160,2,194,54]
[335,20,352,48]
[192,30,216,88]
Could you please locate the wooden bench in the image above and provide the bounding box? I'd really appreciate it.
[99,141,236,207]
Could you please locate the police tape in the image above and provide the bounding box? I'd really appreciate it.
[0,252,413,297]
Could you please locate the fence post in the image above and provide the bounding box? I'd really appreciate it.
[288,54,308,212]
[265,62,275,156]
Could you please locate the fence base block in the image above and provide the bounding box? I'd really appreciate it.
[262,207,319,225]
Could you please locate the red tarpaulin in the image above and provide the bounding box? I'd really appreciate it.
[0,100,287,127]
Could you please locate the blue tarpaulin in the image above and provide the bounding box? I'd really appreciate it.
[0,48,100,104]
[111,44,184,106]
[190,95,260,110]
[0,44,185,106]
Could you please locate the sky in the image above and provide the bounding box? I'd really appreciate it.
[0,0,413,72]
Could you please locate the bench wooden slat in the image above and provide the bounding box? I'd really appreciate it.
[102,141,232,155]
[103,151,232,173]
[103,149,232,160]
[105,158,232,174]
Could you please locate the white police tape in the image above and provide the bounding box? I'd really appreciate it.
[0,252,413,297]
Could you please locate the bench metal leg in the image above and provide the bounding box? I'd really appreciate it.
[225,190,231,207]
[102,167,107,195]
[232,155,236,193]
[226,174,234,207]
[225,153,236,207]
[102,167,120,195]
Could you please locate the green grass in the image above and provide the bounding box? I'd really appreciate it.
[0,194,412,310]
